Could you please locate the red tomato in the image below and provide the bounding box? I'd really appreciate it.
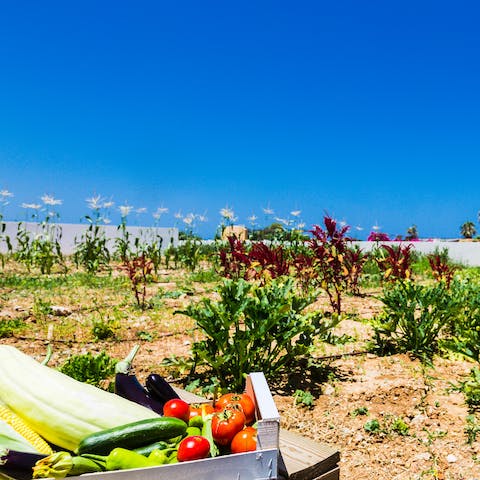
[230,426,257,454]
[177,435,210,462]
[211,408,246,446]
[215,393,256,424]
[163,398,190,422]
[189,403,215,420]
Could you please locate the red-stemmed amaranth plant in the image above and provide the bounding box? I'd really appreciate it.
[121,255,154,310]
[376,244,414,283]
[304,216,352,315]
[427,253,456,288]
[247,242,291,282]
[344,246,370,295]
[367,231,391,242]
[218,235,251,279]
[218,236,291,282]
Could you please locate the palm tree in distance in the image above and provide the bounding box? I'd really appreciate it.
[405,224,419,241]
[460,221,476,239]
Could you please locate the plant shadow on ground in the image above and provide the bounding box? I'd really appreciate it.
[270,357,346,399]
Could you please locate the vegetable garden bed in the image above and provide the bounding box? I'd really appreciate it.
[1,243,480,479]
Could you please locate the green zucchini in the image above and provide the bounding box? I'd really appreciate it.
[133,440,169,456]
[76,417,187,455]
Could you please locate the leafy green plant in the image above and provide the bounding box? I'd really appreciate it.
[390,416,410,436]
[14,224,34,271]
[421,427,447,446]
[363,416,410,436]
[0,318,26,338]
[188,268,220,284]
[91,315,119,341]
[458,367,480,412]
[136,231,163,275]
[160,354,195,377]
[32,297,53,322]
[442,278,480,363]
[59,351,117,389]
[177,277,333,391]
[293,389,315,408]
[371,280,462,363]
[136,330,154,341]
[465,414,480,445]
[351,406,369,417]
[364,419,381,434]
[155,288,184,299]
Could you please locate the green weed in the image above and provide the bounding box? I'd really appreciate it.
[0,318,27,338]
[59,351,117,389]
[293,389,315,408]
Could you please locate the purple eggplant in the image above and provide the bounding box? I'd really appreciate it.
[0,448,47,480]
[145,373,180,403]
[114,345,165,414]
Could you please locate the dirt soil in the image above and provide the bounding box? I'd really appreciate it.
[1,269,480,480]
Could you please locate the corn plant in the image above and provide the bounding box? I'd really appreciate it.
[0,214,12,268]
[139,232,163,275]
[164,243,179,269]
[14,225,34,272]
[114,220,131,262]
[74,217,111,273]
[372,280,462,363]
[14,219,64,274]
[177,277,336,391]
[177,237,202,271]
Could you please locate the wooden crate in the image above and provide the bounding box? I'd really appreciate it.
[278,429,340,480]
[45,373,340,480]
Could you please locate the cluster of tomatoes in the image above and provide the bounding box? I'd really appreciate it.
[163,392,258,462]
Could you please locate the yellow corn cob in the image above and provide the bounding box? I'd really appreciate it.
[0,404,53,455]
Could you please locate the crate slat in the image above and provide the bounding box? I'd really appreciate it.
[279,429,339,480]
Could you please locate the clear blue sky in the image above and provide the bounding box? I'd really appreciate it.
[1,1,479,239]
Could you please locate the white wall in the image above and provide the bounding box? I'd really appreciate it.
[0,222,178,254]
[352,240,480,267]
